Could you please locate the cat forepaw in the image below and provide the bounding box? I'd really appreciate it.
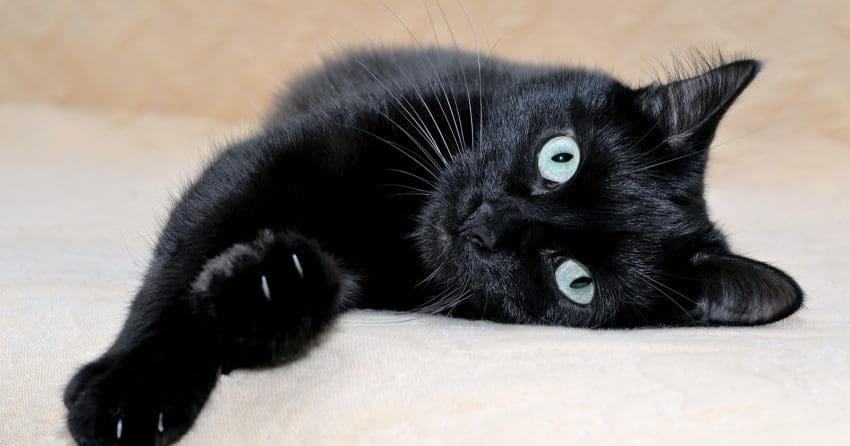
[64,352,219,446]
[192,230,343,368]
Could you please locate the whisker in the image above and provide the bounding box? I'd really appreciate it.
[343,32,454,169]
[422,1,466,154]
[387,168,437,188]
[710,126,768,149]
[626,120,660,153]
[416,261,444,288]
[330,38,446,173]
[624,117,767,176]
[455,0,482,151]
[632,270,697,305]
[381,183,433,194]
[387,191,432,198]
[344,124,440,181]
[436,0,473,151]
[436,0,475,152]
[381,55,453,168]
[624,148,703,175]
[618,120,664,169]
[485,30,512,66]
[413,271,474,316]
[434,289,472,316]
[445,289,474,317]
[634,274,696,324]
[348,59,446,172]
[381,0,465,156]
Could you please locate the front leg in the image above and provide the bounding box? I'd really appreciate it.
[192,229,346,372]
[64,337,219,446]
[64,230,346,445]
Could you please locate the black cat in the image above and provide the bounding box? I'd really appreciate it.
[63,48,803,445]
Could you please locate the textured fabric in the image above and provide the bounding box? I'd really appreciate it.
[1,0,849,444]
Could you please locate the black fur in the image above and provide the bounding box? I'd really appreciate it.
[64,47,803,445]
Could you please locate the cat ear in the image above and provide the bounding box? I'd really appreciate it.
[636,59,761,146]
[690,253,803,325]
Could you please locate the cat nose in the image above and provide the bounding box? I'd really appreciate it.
[459,202,499,250]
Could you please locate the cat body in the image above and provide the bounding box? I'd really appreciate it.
[63,48,802,445]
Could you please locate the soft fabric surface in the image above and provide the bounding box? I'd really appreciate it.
[2,1,848,444]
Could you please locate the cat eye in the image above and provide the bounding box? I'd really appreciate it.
[555,259,594,305]
[537,136,580,184]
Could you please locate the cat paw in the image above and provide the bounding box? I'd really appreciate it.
[191,230,343,368]
[64,351,219,446]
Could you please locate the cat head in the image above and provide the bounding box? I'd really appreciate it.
[416,57,803,327]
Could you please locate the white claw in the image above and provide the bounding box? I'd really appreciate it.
[116,418,123,439]
[158,412,164,433]
[260,275,271,300]
[292,253,304,278]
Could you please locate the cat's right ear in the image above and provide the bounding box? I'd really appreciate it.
[688,253,804,326]
[636,58,761,147]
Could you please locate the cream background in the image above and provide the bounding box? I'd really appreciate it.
[1,0,849,444]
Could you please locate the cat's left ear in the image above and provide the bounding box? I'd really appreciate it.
[636,59,761,146]
[689,253,803,326]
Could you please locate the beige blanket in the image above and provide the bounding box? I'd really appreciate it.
[2,0,848,444]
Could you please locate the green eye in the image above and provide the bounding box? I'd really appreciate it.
[555,259,594,305]
[537,136,580,183]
